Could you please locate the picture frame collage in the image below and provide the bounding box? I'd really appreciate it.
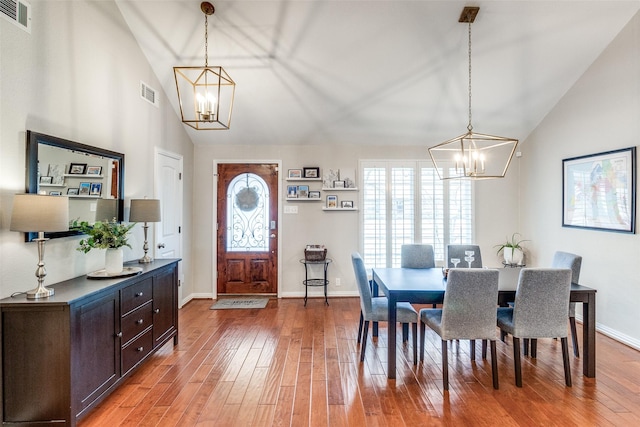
[287,185,321,199]
[324,195,354,209]
[39,162,104,196]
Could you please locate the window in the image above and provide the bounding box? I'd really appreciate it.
[361,160,473,267]
[226,173,270,252]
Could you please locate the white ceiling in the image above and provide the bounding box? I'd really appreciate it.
[115,1,640,147]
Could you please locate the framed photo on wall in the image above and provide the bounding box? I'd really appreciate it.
[90,182,102,196]
[326,195,337,208]
[287,185,298,198]
[69,163,87,174]
[288,169,302,179]
[79,182,91,195]
[298,185,309,198]
[341,200,354,208]
[86,166,102,175]
[308,191,321,199]
[303,167,320,179]
[67,188,79,195]
[563,146,636,233]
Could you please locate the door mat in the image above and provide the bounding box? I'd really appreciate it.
[210,297,269,310]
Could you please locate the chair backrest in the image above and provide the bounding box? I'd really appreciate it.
[512,268,572,338]
[351,252,373,316]
[552,251,582,283]
[440,269,499,341]
[446,244,483,268]
[401,244,436,268]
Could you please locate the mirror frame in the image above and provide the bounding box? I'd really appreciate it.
[25,130,125,241]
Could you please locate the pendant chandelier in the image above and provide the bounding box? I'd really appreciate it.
[428,7,518,180]
[174,2,235,130]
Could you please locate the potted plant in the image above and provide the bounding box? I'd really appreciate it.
[495,233,529,265]
[72,219,135,273]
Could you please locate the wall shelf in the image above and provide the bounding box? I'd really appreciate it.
[321,187,358,191]
[322,207,358,211]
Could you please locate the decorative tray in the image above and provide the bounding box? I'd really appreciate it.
[87,266,143,279]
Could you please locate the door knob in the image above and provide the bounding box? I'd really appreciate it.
[270,234,276,238]
[157,243,166,249]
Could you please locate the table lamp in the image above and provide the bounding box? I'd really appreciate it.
[129,198,161,263]
[10,194,69,299]
[95,198,118,222]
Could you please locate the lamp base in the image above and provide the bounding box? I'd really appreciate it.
[26,284,55,299]
[138,255,154,264]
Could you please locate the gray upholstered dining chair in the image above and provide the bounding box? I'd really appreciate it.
[419,268,500,391]
[401,244,436,268]
[553,251,582,357]
[352,252,419,364]
[496,268,573,387]
[446,244,483,268]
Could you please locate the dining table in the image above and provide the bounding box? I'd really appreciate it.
[371,267,597,380]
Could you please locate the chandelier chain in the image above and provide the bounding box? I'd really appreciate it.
[204,14,209,67]
[467,20,473,132]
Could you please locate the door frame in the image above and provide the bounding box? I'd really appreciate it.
[212,159,282,299]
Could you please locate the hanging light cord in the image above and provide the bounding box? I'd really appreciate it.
[204,14,209,67]
[467,20,473,133]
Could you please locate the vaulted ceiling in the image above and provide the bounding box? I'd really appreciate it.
[115,1,640,147]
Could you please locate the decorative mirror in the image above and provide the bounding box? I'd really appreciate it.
[25,130,125,241]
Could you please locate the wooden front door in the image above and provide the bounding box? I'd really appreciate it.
[216,163,278,294]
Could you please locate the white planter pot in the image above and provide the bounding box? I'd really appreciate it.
[503,247,524,265]
[105,248,124,274]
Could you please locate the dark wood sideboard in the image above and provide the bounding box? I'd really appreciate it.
[1,259,180,426]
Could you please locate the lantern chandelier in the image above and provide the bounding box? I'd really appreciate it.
[428,7,518,180]
[174,2,235,130]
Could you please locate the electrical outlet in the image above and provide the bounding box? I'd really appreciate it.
[335,277,341,286]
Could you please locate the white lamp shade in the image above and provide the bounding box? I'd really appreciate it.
[10,194,69,232]
[129,199,161,223]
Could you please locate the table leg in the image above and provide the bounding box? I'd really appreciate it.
[387,294,397,380]
[583,295,596,377]
[323,262,329,306]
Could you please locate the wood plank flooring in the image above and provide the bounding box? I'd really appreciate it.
[79,297,640,426]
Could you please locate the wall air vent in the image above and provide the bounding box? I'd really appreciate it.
[1,0,31,33]
[140,81,159,108]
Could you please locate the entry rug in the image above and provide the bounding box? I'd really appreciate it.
[210,297,269,310]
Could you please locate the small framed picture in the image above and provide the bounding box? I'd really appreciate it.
[67,188,80,195]
[288,169,302,179]
[79,182,91,195]
[69,163,87,175]
[326,195,338,208]
[86,166,102,175]
[303,167,320,179]
[39,176,53,184]
[49,191,62,196]
[341,200,354,209]
[334,180,346,188]
[308,191,321,199]
[298,185,309,198]
[90,182,102,196]
[287,185,298,198]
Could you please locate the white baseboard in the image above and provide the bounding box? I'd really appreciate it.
[280,290,359,299]
[575,315,640,351]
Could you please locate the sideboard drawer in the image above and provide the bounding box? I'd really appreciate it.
[121,301,153,345]
[121,329,153,374]
[121,278,152,315]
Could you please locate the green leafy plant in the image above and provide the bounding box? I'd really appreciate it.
[72,219,135,253]
[494,233,529,255]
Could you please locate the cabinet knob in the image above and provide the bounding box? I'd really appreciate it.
[135,292,143,297]
[136,319,144,325]
[116,332,123,338]
[154,308,160,314]
[136,346,144,352]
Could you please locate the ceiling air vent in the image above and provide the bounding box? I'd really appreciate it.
[1,0,31,33]
[140,81,159,108]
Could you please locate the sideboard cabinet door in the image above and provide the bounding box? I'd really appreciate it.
[71,291,120,420]
[152,265,178,347]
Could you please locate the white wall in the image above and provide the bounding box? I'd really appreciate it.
[0,2,194,299]
[192,143,521,299]
[520,11,640,348]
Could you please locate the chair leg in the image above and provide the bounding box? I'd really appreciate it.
[569,316,580,358]
[561,337,572,387]
[441,340,449,391]
[357,311,364,344]
[513,336,522,387]
[470,339,476,361]
[402,323,409,343]
[500,329,507,342]
[360,321,369,362]
[481,339,487,359]
[490,340,499,390]
[531,339,537,358]
[412,323,418,365]
[420,321,426,362]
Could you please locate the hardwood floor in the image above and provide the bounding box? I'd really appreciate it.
[79,297,640,426]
